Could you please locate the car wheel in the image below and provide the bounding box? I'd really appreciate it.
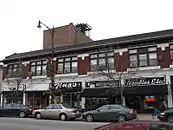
[60,114,67,121]
[86,114,94,122]
[35,112,42,119]
[168,115,173,122]
[19,112,26,118]
[117,115,126,122]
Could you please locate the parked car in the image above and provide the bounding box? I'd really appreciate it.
[95,120,173,130]
[0,103,33,118]
[32,104,81,121]
[158,107,173,122]
[82,104,137,122]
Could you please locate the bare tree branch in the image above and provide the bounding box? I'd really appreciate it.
[92,48,137,105]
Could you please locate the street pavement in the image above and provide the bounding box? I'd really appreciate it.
[0,114,157,130]
[0,117,109,130]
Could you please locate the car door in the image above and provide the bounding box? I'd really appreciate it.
[109,105,122,121]
[51,105,62,118]
[2,104,13,116]
[11,104,21,116]
[42,105,54,118]
[94,105,110,121]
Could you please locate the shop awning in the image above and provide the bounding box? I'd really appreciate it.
[123,84,168,96]
[81,87,120,98]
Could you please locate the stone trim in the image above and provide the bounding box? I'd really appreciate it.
[77,53,89,60]
[3,64,7,67]
[127,66,160,71]
[114,48,128,55]
[157,43,169,51]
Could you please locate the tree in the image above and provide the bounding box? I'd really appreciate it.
[91,49,136,105]
[5,62,35,104]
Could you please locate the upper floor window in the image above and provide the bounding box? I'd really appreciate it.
[90,51,114,71]
[57,56,77,74]
[170,45,173,64]
[129,47,157,68]
[30,60,47,76]
[7,63,22,77]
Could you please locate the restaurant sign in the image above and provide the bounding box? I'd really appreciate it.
[124,77,165,86]
[49,82,82,89]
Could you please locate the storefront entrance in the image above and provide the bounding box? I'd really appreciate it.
[125,95,168,113]
[124,77,168,113]
[27,92,48,109]
[54,82,82,108]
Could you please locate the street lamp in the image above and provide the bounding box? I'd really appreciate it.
[37,20,55,105]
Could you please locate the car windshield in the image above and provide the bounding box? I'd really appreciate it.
[62,104,73,109]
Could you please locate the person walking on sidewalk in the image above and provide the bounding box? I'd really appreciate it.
[152,105,160,120]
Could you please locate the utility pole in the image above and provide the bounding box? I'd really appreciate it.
[37,20,55,105]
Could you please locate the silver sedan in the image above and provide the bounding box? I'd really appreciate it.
[32,104,81,121]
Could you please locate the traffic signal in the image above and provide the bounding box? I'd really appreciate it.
[47,56,55,72]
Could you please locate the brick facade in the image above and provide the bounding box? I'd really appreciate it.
[78,56,90,75]
[157,46,171,68]
[43,23,92,49]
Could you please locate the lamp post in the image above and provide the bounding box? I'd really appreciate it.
[37,20,55,105]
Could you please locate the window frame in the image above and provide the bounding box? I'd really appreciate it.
[30,60,47,76]
[89,51,114,71]
[7,63,22,75]
[129,46,158,68]
[57,56,77,74]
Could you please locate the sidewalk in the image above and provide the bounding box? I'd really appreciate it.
[137,114,159,121]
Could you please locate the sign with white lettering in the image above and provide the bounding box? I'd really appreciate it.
[54,82,82,90]
[124,77,165,86]
[86,80,119,88]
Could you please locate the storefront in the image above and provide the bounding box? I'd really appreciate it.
[26,91,48,109]
[81,80,120,110]
[54,82,82,108]
[3,91,23,104]
[124,77,168,113]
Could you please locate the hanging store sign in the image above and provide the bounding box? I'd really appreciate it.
[86,80,119,88]
[124,77,165,86]
[54,82,82,89]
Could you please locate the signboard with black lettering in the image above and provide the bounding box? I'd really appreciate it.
[53,82,82,92]
[86,80,119,88]
[124,77,165,86]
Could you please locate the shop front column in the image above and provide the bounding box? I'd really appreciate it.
[23,92,26,105]
[122,96,126,106]
[0,93,3,106]
[81,81,86,109]
[166,75,173,108]
[121,79,126,106]
[167,84,173,108]
[81,97,85,109]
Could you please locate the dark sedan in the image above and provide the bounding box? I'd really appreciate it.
[0,103,33,118]
[82,104,137,122]
[158,107,173,122]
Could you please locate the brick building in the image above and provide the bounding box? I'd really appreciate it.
[1,29,173,112]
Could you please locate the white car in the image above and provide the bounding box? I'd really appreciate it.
[32,104,81,121]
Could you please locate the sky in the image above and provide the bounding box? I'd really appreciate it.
[0,0,173,60]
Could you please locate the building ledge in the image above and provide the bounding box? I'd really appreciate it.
[31,75,47,79]
[127,66,160,71]
[87,70,116,76]
[55,73,78,78]
[169,65,173,68]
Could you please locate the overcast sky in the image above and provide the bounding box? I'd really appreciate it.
[0,0,173,60]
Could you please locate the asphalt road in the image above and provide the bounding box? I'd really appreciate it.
[0,117,109,130]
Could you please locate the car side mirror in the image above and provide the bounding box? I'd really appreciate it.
[97,109,100,112]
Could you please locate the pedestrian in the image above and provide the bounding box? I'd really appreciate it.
[152,105,160,120]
